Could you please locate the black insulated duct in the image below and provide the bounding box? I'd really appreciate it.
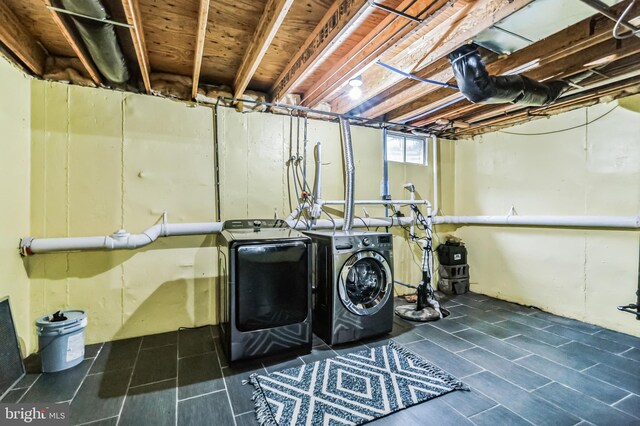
[60,0,129,84]
[448,44,568,106]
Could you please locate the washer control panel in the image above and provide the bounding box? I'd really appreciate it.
[333,234,393,252]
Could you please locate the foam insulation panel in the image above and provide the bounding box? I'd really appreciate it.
[454,104,640,335]
[0,58,31,355]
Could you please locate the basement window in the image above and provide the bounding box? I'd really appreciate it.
[385,132,427,165]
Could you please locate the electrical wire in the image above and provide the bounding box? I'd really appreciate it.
[498,105,618,136]
[355,215,370,230]
[613,0,640,39]
[320,206,337,232]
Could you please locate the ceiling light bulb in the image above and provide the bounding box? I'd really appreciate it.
[348,76,363,87]
[349,86,362,99]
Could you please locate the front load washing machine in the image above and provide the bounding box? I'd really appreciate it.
[305,230,394,346]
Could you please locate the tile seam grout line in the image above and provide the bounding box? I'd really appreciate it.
[211,326,238,426]
[115,338,142,426]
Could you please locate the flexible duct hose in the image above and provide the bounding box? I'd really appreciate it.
[448,44,568,106]
[313,142,322,201]
[61,0,129,83]
[339,118,355,231]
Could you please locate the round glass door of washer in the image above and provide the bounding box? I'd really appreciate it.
[338,251,392,316]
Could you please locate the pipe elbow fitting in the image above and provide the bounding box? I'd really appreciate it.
[19,237,34,256]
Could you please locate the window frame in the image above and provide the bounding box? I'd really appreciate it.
[385,131,428,166]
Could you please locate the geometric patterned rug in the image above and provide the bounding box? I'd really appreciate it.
[247,341,468,425]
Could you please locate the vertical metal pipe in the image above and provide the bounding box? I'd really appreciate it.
[382,127,390,218]
[339,117,355,231]
[432,134,439,216]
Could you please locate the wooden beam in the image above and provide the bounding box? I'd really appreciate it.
[44,0,102,86]
[301,0,454,107]
[330,0,535,114]
[0,2,46,75]
[434,39,640,128]
[233,0,293,99]
[122,0,151,93]
[408,14,640,126]
[452,74,640,138]
[192,0,211,99]
[270,0,370,102]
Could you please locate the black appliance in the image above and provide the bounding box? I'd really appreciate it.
[218,219,312,362]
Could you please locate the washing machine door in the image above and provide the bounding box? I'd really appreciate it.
[338,251,392,316]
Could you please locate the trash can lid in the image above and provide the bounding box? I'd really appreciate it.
[36,310,86,329]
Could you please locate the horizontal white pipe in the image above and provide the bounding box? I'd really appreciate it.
[288,217,412,229]
[433,215,640,229]
[21,222,223,255]
[24,212,638,256]
[21,216,409,255]
[320,199,431,206]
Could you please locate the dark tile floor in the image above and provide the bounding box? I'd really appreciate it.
[3,293,640,425]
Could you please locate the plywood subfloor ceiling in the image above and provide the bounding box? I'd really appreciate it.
[1,0,639,137]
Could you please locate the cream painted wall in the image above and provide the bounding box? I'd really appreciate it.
[388,138,457,294]
[216,108,447,295]
[0,58,32,355]
[454,102,640,336]
[23,80,447,351]
[27,82,217,350]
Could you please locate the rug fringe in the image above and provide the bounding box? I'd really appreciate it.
[388,341,470,391]
[246,372,279,426]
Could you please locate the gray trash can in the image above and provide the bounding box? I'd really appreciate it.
[36,310,87,373]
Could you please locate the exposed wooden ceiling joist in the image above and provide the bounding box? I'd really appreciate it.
[192,0,211,99]
[382,2,640,125]
[0,2,46,75]
[435,55,640,132]
[452,73,640,138]
[270,0,371,102]
[122,0,151,93]
[233,0,294,99]
[44,0,102,86]
[330,0,536,114]
[301,0,454,107]
[407,10,640,126]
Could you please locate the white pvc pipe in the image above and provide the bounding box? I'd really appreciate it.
[320,199,430,206]
[21,214,411,255]
[433,215,640,229]
[21,221,223,255]
[288,217,412,230]
[286,203,311,221]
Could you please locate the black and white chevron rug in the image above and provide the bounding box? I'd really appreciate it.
[247,341,468,425]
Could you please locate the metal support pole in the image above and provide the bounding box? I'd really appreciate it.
[376,61,458,89]
[218,97,428,132]
[46,6,134,28]
[367,0,423,23]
